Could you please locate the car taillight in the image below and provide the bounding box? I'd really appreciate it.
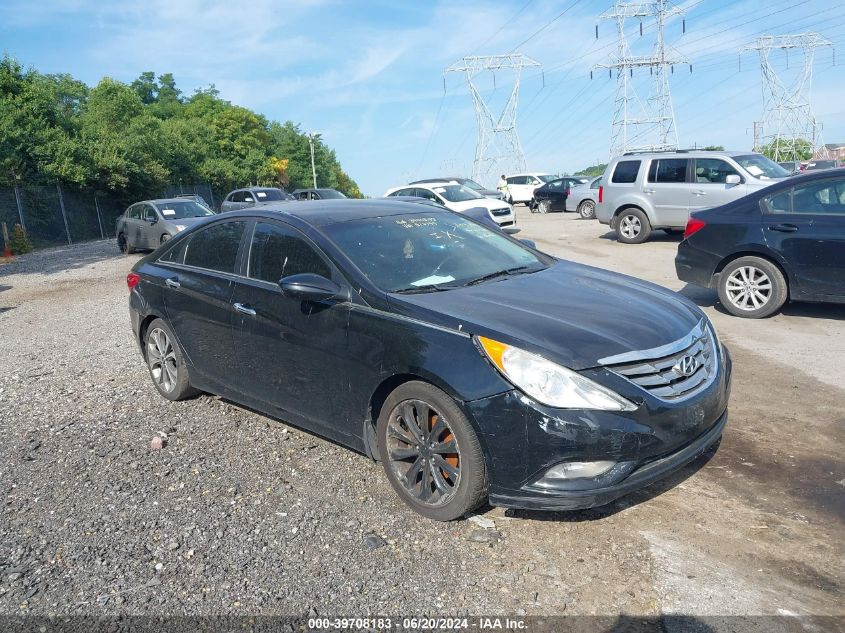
[684,217,706,239]
[598,185,603,203]
[127,272,140,290]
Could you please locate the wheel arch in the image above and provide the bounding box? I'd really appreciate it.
[138,312,166,360]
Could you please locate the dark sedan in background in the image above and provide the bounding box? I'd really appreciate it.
[676,169,845,318]
[128,200,730,520]
[531,177,589,213]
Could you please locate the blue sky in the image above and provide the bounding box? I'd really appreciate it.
[2,0,844,195]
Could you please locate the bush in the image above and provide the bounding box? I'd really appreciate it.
[9,223,33,254]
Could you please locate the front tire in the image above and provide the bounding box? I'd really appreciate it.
[118,233,135,254]
[717,256,787,318]
[615,208,651,244]
[144,318,199,400]
[377,381,487,521]
[578,200,596,219]
[160,233,171,245]
[538,199,552,214]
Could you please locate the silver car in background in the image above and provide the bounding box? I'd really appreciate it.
[596,150,790,243]
[116,198,215,253]
[567,176,602,219]
[220,187,294,212]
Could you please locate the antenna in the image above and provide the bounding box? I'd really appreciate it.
[741,33,834,161]
[445,54,542,183]
[594,0,687,156]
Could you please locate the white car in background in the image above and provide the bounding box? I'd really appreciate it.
[504,173,556,205]
[385,182,515,227]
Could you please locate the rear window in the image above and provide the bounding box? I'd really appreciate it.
[184,221,246,273]
[611,160,641,183]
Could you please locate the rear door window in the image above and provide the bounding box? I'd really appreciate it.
[762,190,792,214]
[248,222,332,283]
[183,221,247,273]
[611,161,641,183]
[791,178,845,214]
[647,159,689,183]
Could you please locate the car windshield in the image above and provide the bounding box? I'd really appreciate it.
[432,185,483,202]
[157,201,215,219]
[318,189,347,199]
[461,179,486,191]
[322,212,548,293]
[252,189,286,201]
[734,155,790,180]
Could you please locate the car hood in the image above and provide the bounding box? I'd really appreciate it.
[387,261,704,370]
[449,198,510,212]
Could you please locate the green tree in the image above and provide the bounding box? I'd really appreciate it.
[760,138,813,161]
[575,163,607,178]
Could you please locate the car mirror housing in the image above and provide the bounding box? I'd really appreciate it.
[279,273,340,302]
[726,174,741,185]
[520,238,537,249]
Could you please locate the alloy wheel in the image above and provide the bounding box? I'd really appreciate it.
[725,266,772,311]
[619,214,641,239]
[147,327,178,393]
[386,399,461,507]
[579,200,596,219]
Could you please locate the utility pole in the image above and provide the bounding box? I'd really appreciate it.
[308,132,318,188]
[741,33,833,161]
[594,0,687,156]
[445,54,542,184]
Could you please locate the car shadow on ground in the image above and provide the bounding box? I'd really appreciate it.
[678,283,845,321]
[0,240,127,278]
[597,230,683,243]
[497,441,720,524]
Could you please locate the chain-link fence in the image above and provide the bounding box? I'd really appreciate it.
[0,180,219,251]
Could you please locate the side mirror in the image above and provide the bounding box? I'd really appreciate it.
[279,273,340,302]
[519,238,537,249]
[148,217,158,224]
[726,174,741,185]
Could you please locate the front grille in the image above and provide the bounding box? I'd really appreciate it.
[598,320,717,401]
[491,208,511,217]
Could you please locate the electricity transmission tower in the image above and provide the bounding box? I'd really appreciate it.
[594,0,687,156]
[741,33,833,162]
[445,54,541,183]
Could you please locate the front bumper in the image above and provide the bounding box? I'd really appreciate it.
[489,409,726,510]
[466,345,732,511]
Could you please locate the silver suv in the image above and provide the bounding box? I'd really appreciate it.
[596,150,789,243]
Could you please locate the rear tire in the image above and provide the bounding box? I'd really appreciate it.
[615,208,651,244]
[377,381,487,521]
[144,318,199,401]
[717,256,787,318]
[578,200,596,219]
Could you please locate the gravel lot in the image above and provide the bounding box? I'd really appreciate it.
[1,210,843,630]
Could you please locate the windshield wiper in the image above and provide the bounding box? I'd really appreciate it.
[464,265,535,286]
[392,284,460,294]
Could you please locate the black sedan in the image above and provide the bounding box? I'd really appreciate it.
[128,200,731,520]
[676,169,845,318]
[531,177,589,213]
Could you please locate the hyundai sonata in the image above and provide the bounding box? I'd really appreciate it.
[128,200,731,520]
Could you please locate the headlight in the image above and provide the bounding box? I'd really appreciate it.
[174,224,187,232]
[477,336,636,411]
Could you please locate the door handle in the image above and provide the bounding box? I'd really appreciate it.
[233,302,256,316]
[692,190,706,196]
[165,277,180,289]
[768,223,799,233]
[643,188,655,194]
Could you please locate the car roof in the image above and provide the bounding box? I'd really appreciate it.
[226,198,451,227]
[409,177,467,184]
[614,150,761,160]
[391,181,457,190]
[139,198,196,206]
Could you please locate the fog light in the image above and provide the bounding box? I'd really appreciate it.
[546,460,616,480]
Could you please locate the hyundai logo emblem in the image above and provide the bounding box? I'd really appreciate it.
[674,355,698,377]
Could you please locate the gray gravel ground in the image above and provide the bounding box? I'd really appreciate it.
[0,220,843,630]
